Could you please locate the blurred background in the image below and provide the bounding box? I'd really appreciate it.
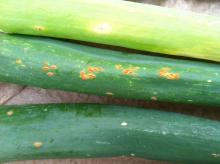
[2,0,220,164]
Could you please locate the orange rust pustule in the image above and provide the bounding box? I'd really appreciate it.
[159,67,180,80]
[80,66,103,80]
[115,64,139,76]
[50,65,58,70]
[47,72,55,77]
[123,69,134,75]
[80,71,88,80]
[88,66,103,73]
[88,73,96,79]
[42,63,58,77]
[80,71,97,80]
[123,67,139,76]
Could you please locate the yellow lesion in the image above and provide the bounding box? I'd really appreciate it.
[42,62,58,77]
[33,142,43,149]
[151,96,158,101]
[115,64,122,70]
[15,59,26,67]
[34,25,45,32]
[105,92,114,96]
[93,23,112,34]
[115,64,139,76]
[7,110,14,116]
[80,66,103,80]
[159,67,180,80]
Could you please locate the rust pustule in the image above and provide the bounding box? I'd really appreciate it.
[42,62,57,77]
[50,65,58,70]
[80,66,103,80]
[88,66,103,73]
[47,72,54,77]
[115,64,139,76]
[159,67,180,80]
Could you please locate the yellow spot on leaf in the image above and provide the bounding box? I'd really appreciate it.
[34,25,45,31]
[42,66,49,72]
[34,142,43,149]
[94,23,112,34]
[159,67,180,80]
[7,110,14,116]
[106,92,114,96]
[151,96,158,101]
[115,65,122,70]
[16,59,22,65]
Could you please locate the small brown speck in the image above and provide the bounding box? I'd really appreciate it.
[7,110,14,116]
[47,72,54,77]
[34,142,43,149]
